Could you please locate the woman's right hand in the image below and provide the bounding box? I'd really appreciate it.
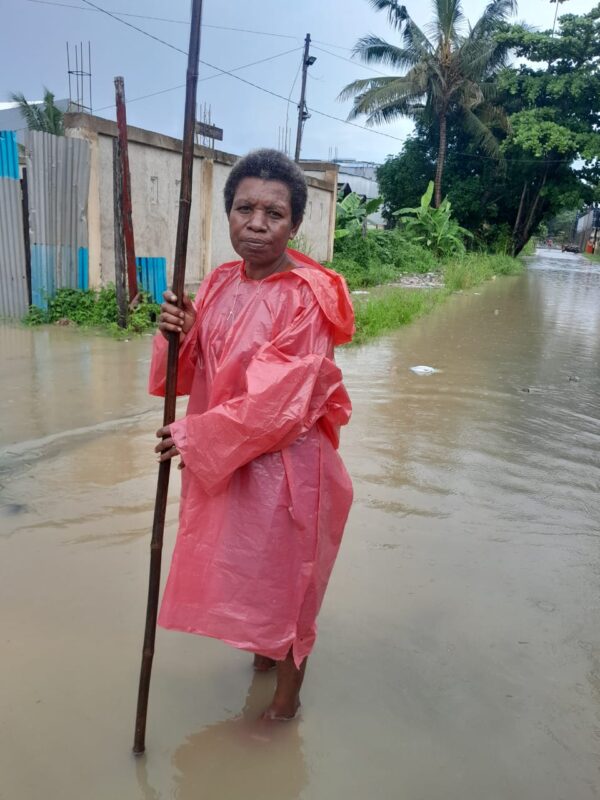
[158,291,196,341]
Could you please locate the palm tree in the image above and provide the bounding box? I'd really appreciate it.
[340,0,517,207]
[10,88,64,135]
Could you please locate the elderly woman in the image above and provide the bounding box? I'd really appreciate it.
[150,149,354,720]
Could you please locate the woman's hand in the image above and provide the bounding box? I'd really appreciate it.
[155,425,185,469]
[158,291,196,341]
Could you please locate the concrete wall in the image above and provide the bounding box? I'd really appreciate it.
[65,115,337,291]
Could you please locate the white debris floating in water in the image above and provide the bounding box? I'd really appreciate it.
[410,365,439,376]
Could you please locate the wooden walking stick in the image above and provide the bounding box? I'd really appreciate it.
[133,0,204,756]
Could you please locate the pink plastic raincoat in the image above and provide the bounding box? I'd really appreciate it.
[149,249,354,666]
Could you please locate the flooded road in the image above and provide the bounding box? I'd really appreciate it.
[1,249,599,799]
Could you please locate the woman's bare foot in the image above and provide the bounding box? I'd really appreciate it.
[261,650,306,720]
[253,654,277,672]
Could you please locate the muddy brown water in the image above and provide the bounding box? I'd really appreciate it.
[1,249,599,800]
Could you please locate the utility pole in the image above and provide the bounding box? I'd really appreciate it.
[294,34,316,163]
[550,0,569,36]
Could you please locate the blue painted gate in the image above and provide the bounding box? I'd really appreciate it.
[136,257,167,303]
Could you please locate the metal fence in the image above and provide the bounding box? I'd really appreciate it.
[24,130,90,307]
[576,207,600,253]
[0,131,28,318]
[136,256,167,303]
[0,130,92,316]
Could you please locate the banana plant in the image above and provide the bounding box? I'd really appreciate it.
[394,181,472,257]
[336,191,382,239]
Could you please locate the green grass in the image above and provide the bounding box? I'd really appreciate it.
[350,253,523,345]
[583,252,600,263]
[353,287,445,345]
[442,253,521,292]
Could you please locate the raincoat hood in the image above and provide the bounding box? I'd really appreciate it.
[286,248,355,346]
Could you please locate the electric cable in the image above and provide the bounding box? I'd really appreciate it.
[49,0,581,165]
[311,44,390,76]
[92,47,303,113]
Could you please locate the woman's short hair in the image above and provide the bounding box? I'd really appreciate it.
[224,149,308,226]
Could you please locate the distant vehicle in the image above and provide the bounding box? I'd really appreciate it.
[561,244,580,254]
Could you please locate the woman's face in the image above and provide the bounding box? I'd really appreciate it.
[228,177,301,268]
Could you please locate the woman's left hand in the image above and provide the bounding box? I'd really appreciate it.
[155,426,186,468]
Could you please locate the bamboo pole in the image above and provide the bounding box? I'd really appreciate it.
[133,0,204,756]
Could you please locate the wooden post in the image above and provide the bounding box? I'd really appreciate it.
[112,138,128,328]
[114,76,138,301]
[132,0,204,756]
[20,167,32,307]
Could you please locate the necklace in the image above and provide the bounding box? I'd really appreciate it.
[225,278,243,326]
[225,269,269,328]
[226,260,289,327]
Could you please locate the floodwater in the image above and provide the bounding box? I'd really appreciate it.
[1,249,599,800]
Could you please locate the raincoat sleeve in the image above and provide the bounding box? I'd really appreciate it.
[148,291,206,398]
[169,298,350,495]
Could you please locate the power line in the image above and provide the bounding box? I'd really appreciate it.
[66,0,577,165]
[79,0,187,55]
[312,39,353,53]
[311,44,390,77]
[92,48,303,113]
[93,85,184,113]
[28,0,300,40]
[75,0,311,106]
[28,0,358,51]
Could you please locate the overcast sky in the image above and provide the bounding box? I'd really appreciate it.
[1,0,595,163]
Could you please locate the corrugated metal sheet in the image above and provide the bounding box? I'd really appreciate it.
[136,256,167,302]
[24,130,90,302]
[0,131,28,318]
[338,171,385,227]
[78,247,89,290]
[0,131,19,179]
[577,209,594,233]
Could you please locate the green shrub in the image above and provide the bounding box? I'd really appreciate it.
[21,286,159,335]
[22,305,48,326]
[332,229,439,284]
[127,298,159,332]
[391,236,437,274]
[48,288,98,324]
[93,286,120,324]
[333,231,374,264]
[327,257,366,290]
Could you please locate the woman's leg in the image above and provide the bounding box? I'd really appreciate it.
[262,650,306,720]
[253,654,277,672]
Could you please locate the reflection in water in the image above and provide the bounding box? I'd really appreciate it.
[136,674,306,800]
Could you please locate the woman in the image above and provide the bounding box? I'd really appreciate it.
[150,149,354,720]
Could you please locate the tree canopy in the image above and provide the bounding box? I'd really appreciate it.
[376,4,600,254]
[10,88,64,136]
[340,0,517,206]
